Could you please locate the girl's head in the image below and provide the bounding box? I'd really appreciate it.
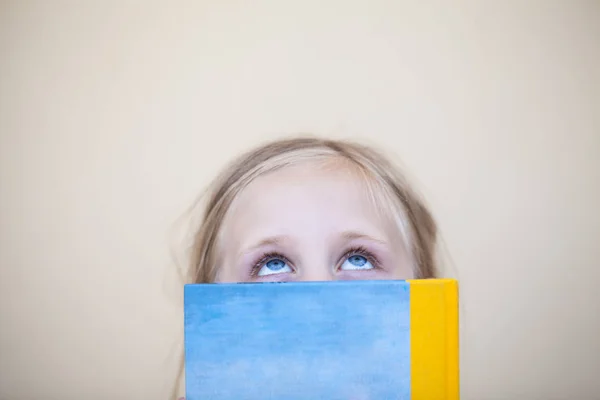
[187,137,439,283]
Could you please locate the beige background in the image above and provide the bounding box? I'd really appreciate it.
[1,1,599,399]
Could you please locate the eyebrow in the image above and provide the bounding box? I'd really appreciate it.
[339,231,388,245]
[244,231,387,253]
[243,235,292,253]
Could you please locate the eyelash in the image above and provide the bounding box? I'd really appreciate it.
[249,246,381,277]
[250,252,291,276]
[341,246,381,270]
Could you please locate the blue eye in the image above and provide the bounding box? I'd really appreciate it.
[340,254,374,271]
[257,258,292,277]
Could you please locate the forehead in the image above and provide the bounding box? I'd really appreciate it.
[220,162,399,243]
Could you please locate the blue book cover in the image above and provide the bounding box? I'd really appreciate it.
[183,279,459,400]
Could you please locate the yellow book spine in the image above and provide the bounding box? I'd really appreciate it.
[408,279,459,400]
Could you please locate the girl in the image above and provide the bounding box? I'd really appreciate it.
[174,136,439,398]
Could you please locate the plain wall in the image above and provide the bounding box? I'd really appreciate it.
[1,1,599,399]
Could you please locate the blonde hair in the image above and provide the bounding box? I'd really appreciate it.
[171,136,439,398]
[189,136,438,283]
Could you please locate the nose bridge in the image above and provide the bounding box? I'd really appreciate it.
[299,265,334,282]
[297,245,335,282]
[293,228,335,281]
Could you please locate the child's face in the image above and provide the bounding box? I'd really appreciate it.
[216,162,414,282]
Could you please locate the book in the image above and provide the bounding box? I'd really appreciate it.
[184,279,459,400]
